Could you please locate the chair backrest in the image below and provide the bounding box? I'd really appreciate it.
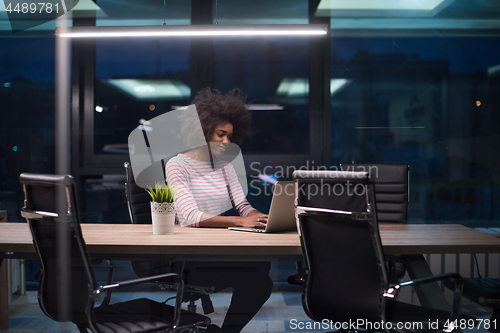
[19,173,96,325]
[293,170,388,325]
[124,162,153,224]
[341,163,410,224]
[124,162,175,278]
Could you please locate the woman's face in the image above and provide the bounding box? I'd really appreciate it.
[208,122,233,156]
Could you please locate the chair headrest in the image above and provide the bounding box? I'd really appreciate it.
[292,170,372,183]
[19,173,74,187]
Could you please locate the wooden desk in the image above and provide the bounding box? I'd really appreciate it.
[1,222,500,327]
[1,223,500,258]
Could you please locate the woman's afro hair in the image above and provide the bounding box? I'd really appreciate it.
[191,88,252,146]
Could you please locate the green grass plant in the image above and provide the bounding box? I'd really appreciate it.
[146,182,176,203]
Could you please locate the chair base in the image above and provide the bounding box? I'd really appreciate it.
[444,277,500,332]
[92,298,211,333]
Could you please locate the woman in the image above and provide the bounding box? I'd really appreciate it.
[166,88,273,333]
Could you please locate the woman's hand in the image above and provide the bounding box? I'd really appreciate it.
[197,210,268,228]
[237,213,268,228]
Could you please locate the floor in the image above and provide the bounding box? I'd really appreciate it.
[0,285,494,333]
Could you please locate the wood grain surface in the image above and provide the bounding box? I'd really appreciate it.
[1,223,500,257]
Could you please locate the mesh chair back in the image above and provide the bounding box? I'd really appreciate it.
[293,170,388,324]
[341,163,409,224]
[20,173,96,325]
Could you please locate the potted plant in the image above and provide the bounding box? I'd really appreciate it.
[146,182,176,234]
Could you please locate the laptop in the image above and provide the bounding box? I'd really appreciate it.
[229,181,296,233]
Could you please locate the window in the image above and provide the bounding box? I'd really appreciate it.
[0,37,55,219]
[214,37,310,155]
[94,38,191,156]
[329,2,500,226]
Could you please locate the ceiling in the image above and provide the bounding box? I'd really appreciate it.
[1,0,499,36]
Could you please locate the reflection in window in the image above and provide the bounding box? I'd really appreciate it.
[94,38,191,155]
[213,38,310,155]
[330,37,500,226]
[0,37,55,218]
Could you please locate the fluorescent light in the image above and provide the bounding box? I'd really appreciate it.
[102,144,129,153]
[330,78,351,95]
[328,18,500,30]
[316,0,454,17]
[276,78,352,96]
[171,104,285,111]
[488,64,500,77]
[318,0,448,11]
[104,79,190,101]
[276,78,309,96]
[55,24,328,38]
[246,104,284,111]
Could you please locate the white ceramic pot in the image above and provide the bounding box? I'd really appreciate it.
[150,202,175,235]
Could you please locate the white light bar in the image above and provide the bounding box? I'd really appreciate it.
[317,0,448,11]
[104,79,190,101]
[171,104,285,111]
[247,104,284,111]
[315,0,454,17]
[276,78,352,96]
[55,24,328,38]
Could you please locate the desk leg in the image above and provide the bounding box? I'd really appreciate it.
[0,258,8,330]
[405,254,450,311]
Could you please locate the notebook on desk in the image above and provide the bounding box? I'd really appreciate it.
[229,181,296,233]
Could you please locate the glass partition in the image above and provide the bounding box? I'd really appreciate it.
[214,37,310,155]
[0,37,55,219]
[94,38,191,156]
[328,2,500,226]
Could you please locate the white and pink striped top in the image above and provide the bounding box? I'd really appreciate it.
[165,154,255,227]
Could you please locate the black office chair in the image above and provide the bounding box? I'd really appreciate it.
[293,170,466,332]
[443,255,500,332]
[19,172,211,333]
[124,162,215,315]
[340,163,410,224]
[288,163,410,285]
[341,163,410,282]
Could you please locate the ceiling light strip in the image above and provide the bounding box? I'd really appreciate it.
[55,25,328,38]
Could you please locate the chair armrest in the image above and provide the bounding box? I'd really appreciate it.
[21,207,59,219]
[92,272,185,329]
[295,206,372,220]
[96,272,183,293]
[384,273,463,324]
[295,205,352,216]
[91,259,115,306]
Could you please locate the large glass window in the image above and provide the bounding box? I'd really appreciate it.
[329,4,500,227]
[94,38,191,156]
[0,37,55,219]
[213,37,310,155]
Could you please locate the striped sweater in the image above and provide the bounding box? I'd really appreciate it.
[165,154,254,227]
